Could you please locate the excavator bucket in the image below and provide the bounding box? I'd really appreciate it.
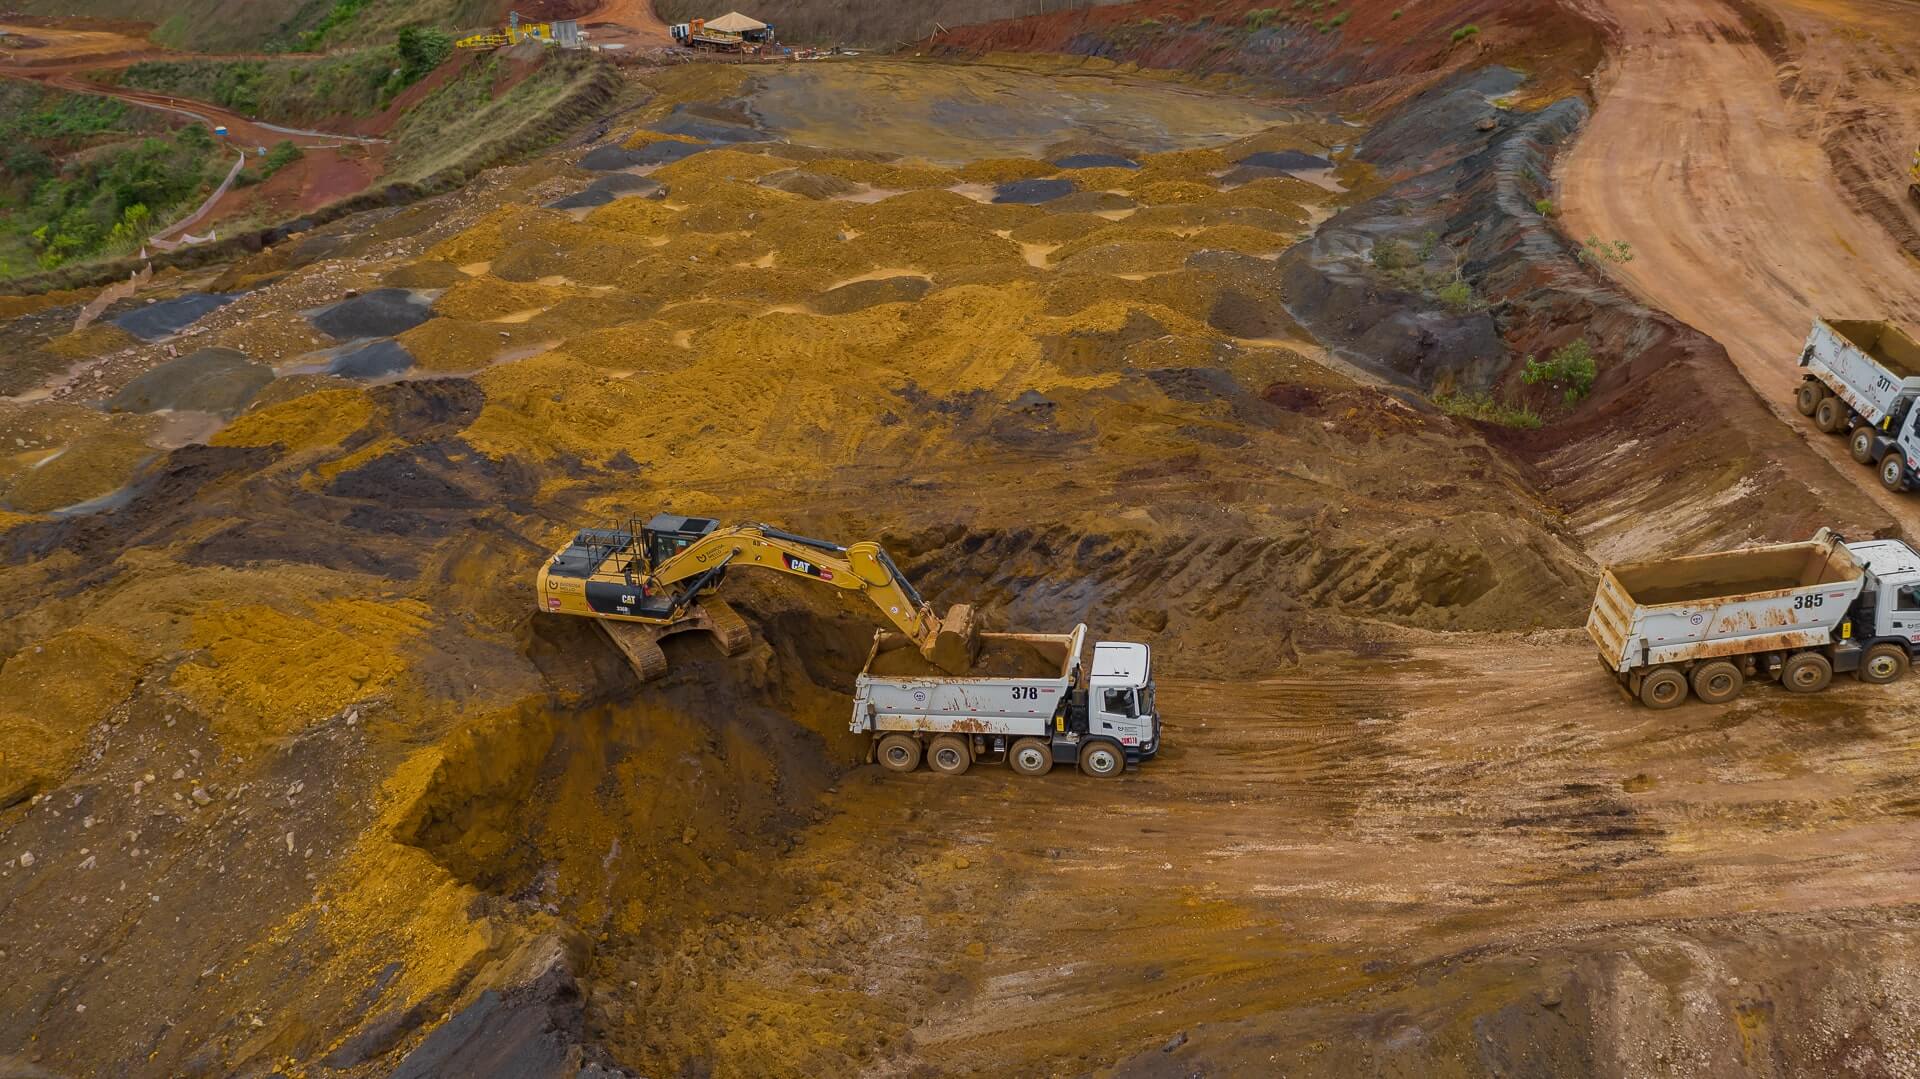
[924,603,981,675]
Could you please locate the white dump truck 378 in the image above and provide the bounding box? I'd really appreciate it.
[1589,528,1920,707]
[851,623,1160,778]
[1793,318,1920,490]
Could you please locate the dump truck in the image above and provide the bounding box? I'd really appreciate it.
[851,623,1159,778]
[1588,528,1920,708]
[1793,318,1920,490]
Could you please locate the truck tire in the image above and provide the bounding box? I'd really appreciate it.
[1007,737,1052,777]
[926,734,970,776]
[1882,453,1909,492]
[1814,396,1849,433]
[877,733,922,773]
[1850,426,1880,465]
[1690,660,1744,704]
[1795,380,1824,416]
[1857,642,1908,684]
[1078,740,1126,778]
[1638,667,1688,709]
[1781,651,1833,693]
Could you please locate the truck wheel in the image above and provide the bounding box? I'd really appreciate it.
[1795,381,1824,416]
[1857,642,1908,684]
[1814,396,1848,433]
[1638,667,1688,709]
[1882,453,1909,492]
[1850,426,1879,465]
[1781,652,1833,693]
[1078,740,1126,778]
[877,733,922,773]
[1007,737,1052,777]
[926,734,970,776]
[1690,660,1744,704]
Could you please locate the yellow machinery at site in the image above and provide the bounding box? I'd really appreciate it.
[456,10,579,50]
[536,513,979,681]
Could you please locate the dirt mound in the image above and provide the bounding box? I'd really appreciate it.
[809,275,932,314]
[311,288,436,340]
[993,177,1076,205]
[326,339,416,380]
[1237,149,1334,170]
[106,348,274,416]
[110,292,243,342]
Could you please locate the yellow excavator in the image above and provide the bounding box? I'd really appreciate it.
[536,513,979,681]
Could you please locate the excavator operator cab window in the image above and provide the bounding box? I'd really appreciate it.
[1102,688,1137,718]
[641,513,720,571]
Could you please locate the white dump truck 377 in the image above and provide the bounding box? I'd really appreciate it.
[1589,529,1920,707]
[1793,318,1920,490]
[851,623,1160,778]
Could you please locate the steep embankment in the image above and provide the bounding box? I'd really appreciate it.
[1558,0,1920,536]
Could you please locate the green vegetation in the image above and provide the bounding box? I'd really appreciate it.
[1580,235,1636,265]
[1246,7,1280,30]
[1451,24,1481,43]
[1370,234,1487,314]
[1391,8,1403,19]
[117,39,449,126]
[298,0,372,49]
[1437,392,1542,429]
[238,139,306,186]
[0,83,224,278]
[1534,197,1555,216]
[10,0,494,52]
[0,83,228,276]
[1522,339,1599,404]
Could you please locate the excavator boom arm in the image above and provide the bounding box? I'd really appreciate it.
[648,525,941,646]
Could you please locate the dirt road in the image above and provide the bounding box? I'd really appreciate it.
[1558,0,1920,528]
[581,0,674,50]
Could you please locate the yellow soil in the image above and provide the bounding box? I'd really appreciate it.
[955,158,1059,184]
[620,129,703,150]
[171,597,434,742]
[212,389,374,453]
[42,321,138,359]
[0,626,141,803]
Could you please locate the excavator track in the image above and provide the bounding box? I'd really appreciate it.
[597,620,670,682]
[695,599,753,656]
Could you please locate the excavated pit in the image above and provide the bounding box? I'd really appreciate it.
[6,28,1920,1079]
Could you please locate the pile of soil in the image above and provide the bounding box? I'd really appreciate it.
[993,177,1077,205]
[1236,149,1334,170]
[105,347,273,416]
[110,292,242,341]
[1053,153,1138,169]
[326,339,416,380]
[865,636,1063,679]
[311,288,436,340]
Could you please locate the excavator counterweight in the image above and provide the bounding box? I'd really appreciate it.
[536,512,979,681]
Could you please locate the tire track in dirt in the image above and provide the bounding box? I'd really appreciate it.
[1557,0,1920,533]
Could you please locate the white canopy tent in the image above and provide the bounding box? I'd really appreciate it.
[702,11,768,33]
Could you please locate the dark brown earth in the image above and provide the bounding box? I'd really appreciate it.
[2,1,1919,1076]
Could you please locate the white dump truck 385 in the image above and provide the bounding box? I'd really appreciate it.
[1589,528,1920,707]
[851,623,1160,778]
[1793,318,1920,491]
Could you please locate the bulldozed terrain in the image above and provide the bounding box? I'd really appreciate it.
[3,1,1920,1076]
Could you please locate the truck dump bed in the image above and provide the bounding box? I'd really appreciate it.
[851,625,1084,737]
[1589,532,1865,671]
[1801,319,1920,424]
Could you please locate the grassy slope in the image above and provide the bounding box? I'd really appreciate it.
[11,0,498,51]
[387,50,614,182]
[112,50,406,123]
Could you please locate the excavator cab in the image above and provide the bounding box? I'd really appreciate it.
[641,513,720,572]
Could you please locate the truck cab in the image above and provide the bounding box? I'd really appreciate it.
[1085,641,1160,762]
[1842,539,1920,649]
